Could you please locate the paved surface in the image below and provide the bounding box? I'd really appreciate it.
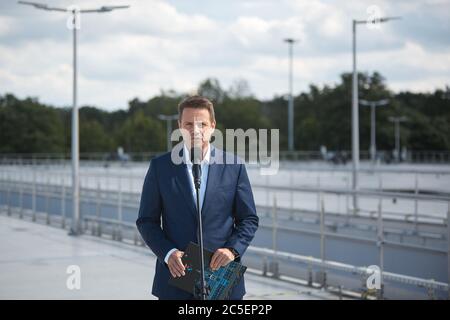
[0,215,344,300]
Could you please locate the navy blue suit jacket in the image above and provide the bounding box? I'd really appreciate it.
[136,145,259,300]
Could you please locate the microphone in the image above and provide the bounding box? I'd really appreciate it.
[190,146,202,189]
[190,145,208,300]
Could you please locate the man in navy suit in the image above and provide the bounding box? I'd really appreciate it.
[136,95,259,300]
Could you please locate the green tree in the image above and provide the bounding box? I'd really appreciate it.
[116,110,165,152]
[0,94,64,153]
[79,120,113,153]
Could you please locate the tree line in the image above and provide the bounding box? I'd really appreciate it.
[1,72,449,155]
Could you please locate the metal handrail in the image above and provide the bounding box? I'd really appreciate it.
[2,167,448,202]
[77,215,448,292]
[247,246,449,291]
[1,188,448,299]
[251,183,450,202]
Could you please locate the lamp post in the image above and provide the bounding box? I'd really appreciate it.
[18,1,129,235]
[158,114,179,151]
[351,16,400,212]
[388,116,408,162]
[284,38,298,152]
[359,99,389,162]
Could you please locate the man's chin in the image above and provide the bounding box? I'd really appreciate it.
[185,142,207,149]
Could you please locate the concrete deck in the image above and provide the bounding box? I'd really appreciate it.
[0,214,344,300]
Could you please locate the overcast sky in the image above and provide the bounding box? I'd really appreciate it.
[1,0,449,111]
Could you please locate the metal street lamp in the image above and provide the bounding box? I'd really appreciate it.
[18,1,130,236]
[284,38,298,152]
[351,16,400,212]
[359,99,389,162]
[158,114,179,151]
[388,116,408,162]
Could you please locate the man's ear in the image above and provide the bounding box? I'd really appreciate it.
[178,120,181,128]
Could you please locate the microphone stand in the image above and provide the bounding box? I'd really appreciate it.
[192,148,209,300]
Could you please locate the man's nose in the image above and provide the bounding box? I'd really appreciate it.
[191,129,202,141]
[194,123,203,131]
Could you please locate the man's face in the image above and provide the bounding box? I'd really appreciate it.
[178,107,216,149]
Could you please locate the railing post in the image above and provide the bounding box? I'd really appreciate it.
[414,172,419,234]
[32,168,36,222]
[19,169,23,219]
[129,174,133,195]
[307,264,313,287]
[345,176,350,218]
[0,171,2,211]
[117,176,123,241]
[271,194,279,278]
[316,176,321,212]
[447,201,450,300]
[133,229,138,245]
[96,179,101,236]
[61,175,66,229]
[377,187,385,299]
[319,192,327,288]
[46,175,50,225]
[7,170,11,216]
[262,256,268,277]
[79,176,84,233]
[289,172,294,218]
[320,192,325,263]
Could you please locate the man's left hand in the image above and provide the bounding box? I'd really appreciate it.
[210,248,235,271]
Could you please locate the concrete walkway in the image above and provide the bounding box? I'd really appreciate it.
[0,214,343,300]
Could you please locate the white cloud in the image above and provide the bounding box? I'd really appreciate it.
[0,0,449,110]
[0,15,16,36]
[229,16,305,49]
[356,40,450,93]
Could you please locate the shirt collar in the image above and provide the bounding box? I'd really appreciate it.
[183,143,211,165]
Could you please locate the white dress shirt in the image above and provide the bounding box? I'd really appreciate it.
[164,144,211,264]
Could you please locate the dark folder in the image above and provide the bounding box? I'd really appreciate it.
[168,242,247,300]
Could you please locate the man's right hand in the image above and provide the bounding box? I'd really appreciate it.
[167,250,186,278]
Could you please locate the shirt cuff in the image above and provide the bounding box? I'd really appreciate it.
[226,247,240,260]
[164,248,177,264]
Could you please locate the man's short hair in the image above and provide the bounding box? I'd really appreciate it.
[178,95,215,122]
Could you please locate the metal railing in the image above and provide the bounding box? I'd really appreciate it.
[0,164,449,299]
[1,149,450,164]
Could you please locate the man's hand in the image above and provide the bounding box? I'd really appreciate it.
[210,248,235,271]
[168,250,186,278]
